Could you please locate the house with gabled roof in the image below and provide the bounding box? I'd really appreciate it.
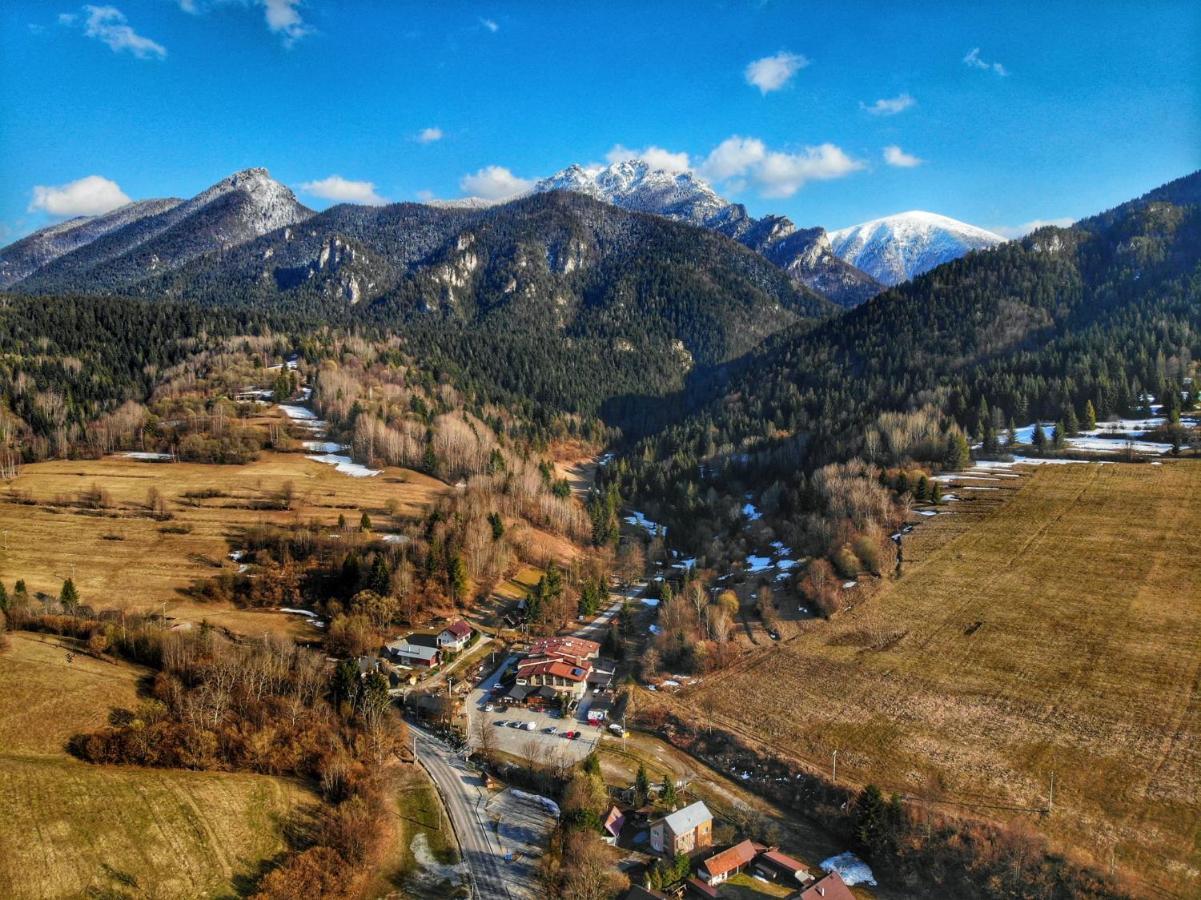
[698,839,766,885]
[799,870,855,900]
[650,800,712,856]
[438,619,474,650]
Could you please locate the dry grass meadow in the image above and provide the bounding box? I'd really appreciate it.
[676,461,1201,895]
[0,452,448,637]
[0,632,313,899]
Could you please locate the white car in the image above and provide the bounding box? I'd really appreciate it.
[484,703,495,712]
[523,721,536,731]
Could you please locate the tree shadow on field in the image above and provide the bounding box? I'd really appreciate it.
[228,801,324,897]
[83,863,139,899]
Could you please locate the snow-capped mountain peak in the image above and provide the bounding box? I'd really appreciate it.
[534,160,728,224]
[828,211,1004,286]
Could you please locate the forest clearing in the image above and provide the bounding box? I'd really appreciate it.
[0,452,449,637]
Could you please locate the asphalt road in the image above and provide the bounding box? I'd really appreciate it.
[412,725,513,900]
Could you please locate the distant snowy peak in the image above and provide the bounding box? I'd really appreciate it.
[535,160,729,226]
[828,211,1004,286]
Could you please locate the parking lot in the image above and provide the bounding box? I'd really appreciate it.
[466,653,609,763]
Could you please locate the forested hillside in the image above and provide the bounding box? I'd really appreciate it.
[607,171,1201,552]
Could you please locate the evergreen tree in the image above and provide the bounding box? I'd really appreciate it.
[1052,421,1066,450]
[331,658,360,708]
[662,777,678,807]
[488,511,505,540]
[1007,418,1018,447]
[447,554,468,604]
[360,511,372,531]
[1032,422,1047,453]
[944,431,971,471]
[634,762,650,806]
[0,582,7,612]
[60,578,79,612]
[1065,407,1080,436]
[1083,399,1097,430]
[930,480,943,504]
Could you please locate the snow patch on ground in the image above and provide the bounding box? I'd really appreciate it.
[821,852,877,886]
[511,789,560,818]
[120,451,173,461]
[305,453,381,477]
[746,555,772,572]
[624,510,663,535]
[302,440,346,453]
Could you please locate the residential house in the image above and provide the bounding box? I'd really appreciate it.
[650,801,713,856]
[799,871,855,900]
[438,619,474,651]
[528,635,600,660]
[386,633,441,668]
[601,806,625,845]
[698,839,760,886]
[753,848,810,885]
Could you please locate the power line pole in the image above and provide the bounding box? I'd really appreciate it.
[1048,772,1055,814]
[832,749,839,785]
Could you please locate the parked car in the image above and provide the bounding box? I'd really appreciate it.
[562,730,575,739]
[608,723,626,737]
[543,726,557,735]
[523,721,536,731]
[494,720,507,727]
[484,703,495,712]
[767,629,781,641]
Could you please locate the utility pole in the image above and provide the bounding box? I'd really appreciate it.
[1048,772,1055,814]
[832,749,839,785]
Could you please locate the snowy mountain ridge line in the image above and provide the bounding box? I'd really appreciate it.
[828,210,1005,286]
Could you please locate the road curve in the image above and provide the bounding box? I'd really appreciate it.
[412,725,513,900]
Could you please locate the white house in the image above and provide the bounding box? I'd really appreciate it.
[438,619,474,651]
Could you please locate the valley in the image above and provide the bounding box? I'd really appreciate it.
[0,75,1198,898]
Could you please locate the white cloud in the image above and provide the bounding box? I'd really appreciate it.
[29,175,131,217]
[992,217,1075,239]
[698,136,766,181]
[299,175,386,205]
[751,144,864,197]
[605,144,691,173]
[744,50,808,94]
[963,47,1007,76]
[262,0,310,46]
[177,0,198,12]
[77,5,167,59]
[883,145,923,168]
[417,127,443,144]
[57,12,77,25]
[459,165,533,201]
[479,17,498,33]
[862,93,915,116]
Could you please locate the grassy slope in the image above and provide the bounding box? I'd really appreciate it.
[0,452,448,638]
[678,462,1201,895]
[0,632,313,900]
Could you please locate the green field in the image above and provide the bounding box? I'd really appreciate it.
[677,462,1201,895]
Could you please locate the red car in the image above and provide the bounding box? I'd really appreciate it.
[563,730,577,739]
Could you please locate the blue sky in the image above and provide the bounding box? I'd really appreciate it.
[2,1,1198,242]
